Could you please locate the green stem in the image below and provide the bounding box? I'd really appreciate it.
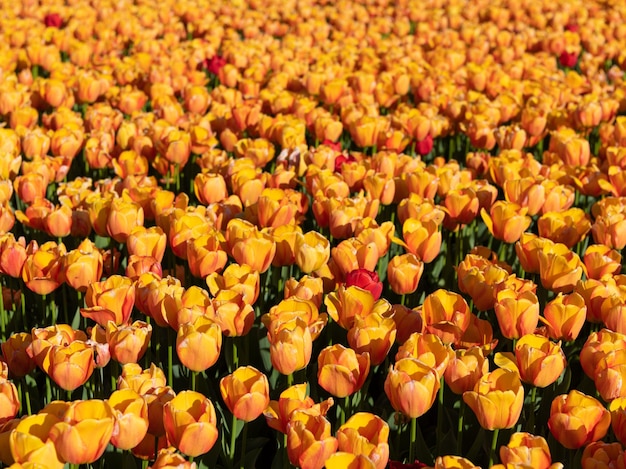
[489,428,500,467]
[409,417,417,464]
[191,371,197,392]
[436,377,444,456]
[168,330,173,387]
[230,414,239,469]
[287,373,293,387]
[457,400,465,455]
[231,337,239,372]
[239,421,248,469]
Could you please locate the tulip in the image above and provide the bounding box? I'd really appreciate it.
[499,432,553,469]
[548,390,610,449]
[422,289,472,345]
[206,263,260,305]
[163,390,218,457]
[609,397,626,445]
[106,320,152,365]
[230,229,276,274]
[401,218,442,263]
[150,446,198,469]
[583,244,622,280]
[395,332,453,378]
[107,388,149,450]
[317,344,370,398]
[266,316,313,375]
[186,231,228,278]
[210,289,255,337]
[336,412,389,469]
[49,399,115,464]
[176,316,222,373]
[0,379,19,422]
[117,363,167,395]
[331,239,380,280]
[495,334,566,388]
[463,368,524,430]
[194,172,228,205]
[21,241,65,295]
[387,253,424,295]
[325,453,378,469]
[347,312,397,366]
[581,442,626,469]
[63,239,103,292]
[106,193,145,243]
[594,349,626,401]
[82,275,136,327]
[1,332,36,378]
[538,246,584,293]
[287,410,338,469]
[538,209,591,248]
[294,231,331,274]
[444,347,490,395]
[385,358,439,418]
[44,340,95,391]
[284,276,324,309]
[0,234,27,278]
[481,201,531,243]
[126,226,167,263]
[220,366,270,422]
[263,384,333,434]
[542,292,587,341]
[9,413,64,469]
[494,289,540,340]
[345,269,383,300]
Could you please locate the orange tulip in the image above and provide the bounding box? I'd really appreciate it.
[499,432,553,469]
[548,390,610,449]
[317,344,370,398]
[106,194,145,243]
[336,412,389,469]
[176,316,222,373]
[206,263,260,305]
[481,201,531,244]
[494,289,540,340]
[21,240,66,295]
[127,226,167,263]
[538,209,591,248]
[331,238,380,279]
[609,397,626,445]
[538,245,584,293]
[542,292,587,341]
[0,234,27,278]
[401,218,442,263]
[284,276,325,309]
[324,285,391,330]
[463,368,524,430]
[9,413,64,469]
[49,399,115,464]
[495,334,566,388]
[324,453,378,469]
[220,366,270,422]
[194,171,228,205]
[106,320,152,365]
[421,289,472,345]
[294,231,331,274]
[1,332,36,378]
[63,239,103,292]
[230,229,276,274]
[386,253,424,295]
[82,275,136,327]
[395,332,453,378]
[263,384,333,434]
[347,311,396,366]
[0,379,19,422]
[44,340,95,391]
[583,244,622,280]
[444,347,490,395]
[287,409,338,469]
[163,390,218,457]
[266,316,313,375]
[594,349,626,401]
[108,388,149,450]
[580,442,626,469]
[150,446,197,469]
[117,363,167,395]
[186,231,228,278]
[384,358,440,418]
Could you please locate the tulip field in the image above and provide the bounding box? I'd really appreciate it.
[3,0,626,467]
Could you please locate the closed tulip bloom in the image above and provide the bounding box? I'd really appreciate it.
[384,358,439,418]
[392,305,424,345]
[21,240,66,295]
[542,292,587,341]
[206,263,260,305]
[151,446,198,469]
[347,312,397,366]
[317,344,370,398]
[63,239,103,292]
[594,349,626,401]
[1,332,36,378]
[548,390,610,449]
[127,226,167,263]
[0,379,19,422]
[176,316,222,372]
[444,347,490,395]
[538,209,591,248]
[499,432,553,469]
[106,320,152,365]
[82,275,135,327]
[581,442,626,469]
[494,289,539,340]
[210,289,255,337]
[481,201,532,243]
[325,453,378,469]
[106,194,144,243]
[287,410,338,469]
[515,233,552,275]
[336,412,389,469]
[609,397,626,445]
[163,390,218,457]
[422,289,471,345]
[194,172,228,205]
[331,239,380,279]
[463,368,524,430]
[294,231,331,274]
[9,413,64,469]
[496,334,566,388]
[583,244,622,280]
[284,276,324,309]
[220,366,269,422]
[107,388,149,450]
[401,218,442,263]
[387,253,424,295]
[263,384,333,434]
[49,399,115,464]
[263,297,327,341]
[395,332,453,378]
[267,316,312,375]
[0,234,27,278]
[186,231,228,278]
[537,246,584,294]
[44,341,95,391]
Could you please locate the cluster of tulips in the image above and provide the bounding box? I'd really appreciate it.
[2,0,626,467]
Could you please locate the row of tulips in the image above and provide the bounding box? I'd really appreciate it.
[2,0,626,468]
